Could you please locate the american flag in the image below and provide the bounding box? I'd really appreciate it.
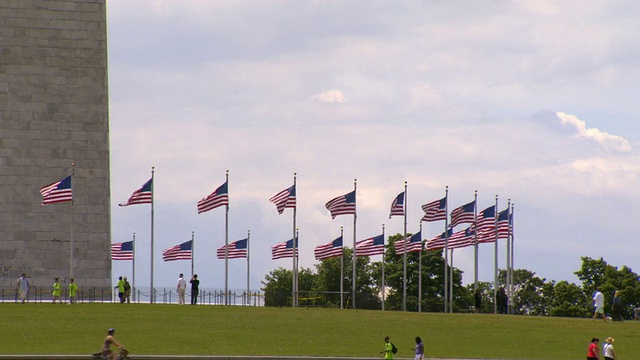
[119,179,152,206]
[476,205,496,230]
[325,190,356,219]
[426,227,474,250]
[496,208,511,239]
[197,181,229,214]
[355,234,385,257]
[314,236,343,260]
[111,241,134,260]
[217,238,247,259]
[39,175,72,205]
[421,197,446,222]
[394,231,423,254]
[272,239,298,260]
[162,240,192,261]
[269,184,296,214]
[450,200,475,227]
[389,191,405,218]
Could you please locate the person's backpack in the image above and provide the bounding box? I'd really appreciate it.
[391,343,398,354]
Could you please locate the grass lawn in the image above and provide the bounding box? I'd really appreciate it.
[0,303,638,359]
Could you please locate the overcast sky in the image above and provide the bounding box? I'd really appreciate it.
[107,1,640,292]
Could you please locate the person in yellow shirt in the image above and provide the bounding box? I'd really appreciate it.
[380,336,394,359]
[52,278,62,304]
[68,278,78,304]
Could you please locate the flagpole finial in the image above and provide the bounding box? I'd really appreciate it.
[192,230,195,236]
[72,162,75,167]
[404,180,407,186]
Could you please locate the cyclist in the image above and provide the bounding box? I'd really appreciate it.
[101,328,124,360]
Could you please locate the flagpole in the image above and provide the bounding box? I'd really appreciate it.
[402,181,408,312]
[132,231,136,303]
[418,222,423,313]
[191,231,195,277]
[510,202,515,314]
[247,229,251,300]
[493,195,499,314]
[150,166,155,304]
[340,226,344,309]
[352,179,357,310]
[473,190,478,293]
[292,173,298,307]
[381,224,386,311]
[224,170,229,306]
[443,186,449,313]
[505,199,511,314]
[69,163,75,281]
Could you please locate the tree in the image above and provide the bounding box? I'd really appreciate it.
[382,233,463,312]
[548,281,589,317]
[497,269,552,315]
[575,257,640,318]
[314,248,381,309]
[261,267,315,307]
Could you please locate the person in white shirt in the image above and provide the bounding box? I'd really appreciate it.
[603,337,616,360]
[592,289,607,321]
[176,273,187,305]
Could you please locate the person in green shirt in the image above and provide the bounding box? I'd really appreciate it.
[380,336,394,359]
[52,277,62,304]
[68,278,78,304]
[117,276,125,304]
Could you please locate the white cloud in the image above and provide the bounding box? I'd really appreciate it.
[312,89,347,104]
[556,112,632,152]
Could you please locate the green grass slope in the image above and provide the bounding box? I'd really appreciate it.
[1,304,637,359]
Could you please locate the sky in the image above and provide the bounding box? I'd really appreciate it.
[107,1,640,292]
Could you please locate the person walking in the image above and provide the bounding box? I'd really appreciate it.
[16,273,31,304]
[413,337,424,360]
[593,289,607,321]
[117,276,125,304]
[603,337,616,360]
[123,277,131,303]
[612,291,623,321]
[52,277,62,304]
[68,278,78,304]
[380,336,394,359]
[587,337,600,360]
[190,274,200,305]
[177,273,187,305]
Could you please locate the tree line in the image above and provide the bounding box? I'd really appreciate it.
[261,233,640,318]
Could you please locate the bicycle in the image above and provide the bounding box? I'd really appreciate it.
[91,347,130,360]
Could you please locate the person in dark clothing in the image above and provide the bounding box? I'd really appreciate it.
[474,288,482,313]
[190,274,200,305]
[612,291,623,321]
[497,287,508,314]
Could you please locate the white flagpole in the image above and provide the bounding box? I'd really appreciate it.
[292,173,298,307]
[381,223,386,311]
[338,227,344,309]
[473,190,478,293]
[402,181,407,311]
[444,186,449,313]
[505,199,511,314]
[418,222,423,312]
[69,163,75,281]
[247,230,251,300]
[150,166,155,304]
[493,195,499,314]
[191,231,195,277]
[224,170,229,305]
[132,232,136,303]
[510,203,515,314]
[352,179,358,309]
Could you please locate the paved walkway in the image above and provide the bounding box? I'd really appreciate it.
[0,356,500,360]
